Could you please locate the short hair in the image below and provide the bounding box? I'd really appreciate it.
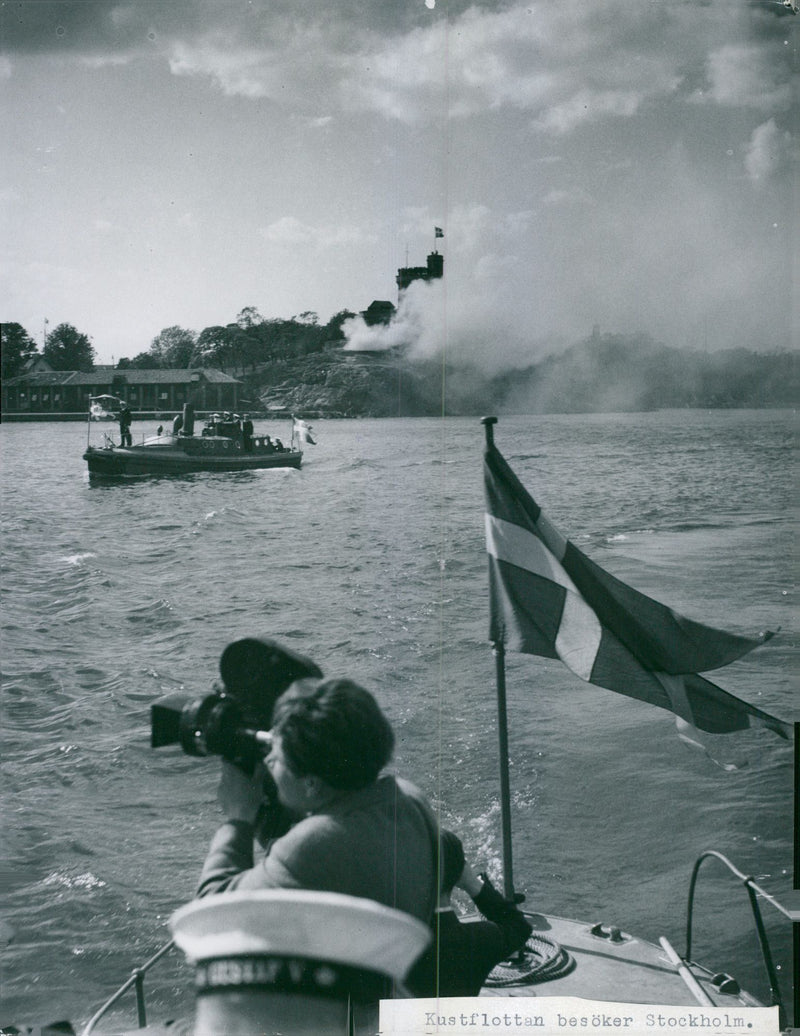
[272,678,395,790]
[439,830,466,895]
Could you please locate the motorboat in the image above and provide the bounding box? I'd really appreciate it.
[83,404,306,478]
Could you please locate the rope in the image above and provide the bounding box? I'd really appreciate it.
[484,933,575,987]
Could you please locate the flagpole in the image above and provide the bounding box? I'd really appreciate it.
[493,639,516,900]
[794,721,799,1030]
[482,416,516,900]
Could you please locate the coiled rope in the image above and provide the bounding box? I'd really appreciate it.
[485,933,575,987]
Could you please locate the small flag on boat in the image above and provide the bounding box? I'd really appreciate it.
[434,226,444,238]
[292,416,316,446]
[483,433,791,744]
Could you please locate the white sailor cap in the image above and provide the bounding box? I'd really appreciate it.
[170,890,431,1001]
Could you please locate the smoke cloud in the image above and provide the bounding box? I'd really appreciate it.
[343,273,553,375]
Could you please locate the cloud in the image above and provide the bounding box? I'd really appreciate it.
[694,43,793,112]
[744,118,787,184]
[346,2,687,126]
[3,1,791,137]
[533,89,643,135]
[166,27,342,102]
[542,189,593,208]
[260,216,371,250]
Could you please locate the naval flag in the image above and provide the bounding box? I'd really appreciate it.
[292,416,316,446]
[484,439,790,742]
[89,394,124,420]
[434,227,444,238]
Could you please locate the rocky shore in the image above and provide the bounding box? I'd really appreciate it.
[241,337,798,418]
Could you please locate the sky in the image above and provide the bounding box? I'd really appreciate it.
[1,0,797,370]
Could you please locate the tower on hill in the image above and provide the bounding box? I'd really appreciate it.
[395,250,444,297]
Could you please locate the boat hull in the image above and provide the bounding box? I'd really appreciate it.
[84,436,302,478]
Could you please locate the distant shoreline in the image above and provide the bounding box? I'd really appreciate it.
[1,404,793,423]
[0,410,295,423]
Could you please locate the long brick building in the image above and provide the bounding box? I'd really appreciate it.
[2,364,241,419]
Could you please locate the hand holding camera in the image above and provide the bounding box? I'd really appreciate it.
[217,759,267,824]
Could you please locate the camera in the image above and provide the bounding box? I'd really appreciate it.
[151,690,269,772]
[150,637,322,773]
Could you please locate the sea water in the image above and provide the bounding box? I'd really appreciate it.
[0,411,796,1029]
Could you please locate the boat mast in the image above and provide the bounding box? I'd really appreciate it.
[482,416,516,900]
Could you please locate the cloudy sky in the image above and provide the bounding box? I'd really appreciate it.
[1,0,796,368]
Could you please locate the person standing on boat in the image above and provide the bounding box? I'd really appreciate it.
[242,414,254,452]
[406,829,532,997]
[118,402,133,447]
[196,677,438,928]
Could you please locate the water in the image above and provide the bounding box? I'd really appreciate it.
[1,411,796,1029]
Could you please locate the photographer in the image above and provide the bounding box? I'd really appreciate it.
[196,677,439,927]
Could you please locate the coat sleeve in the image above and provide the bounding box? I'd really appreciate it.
[195,820,256,897]
[195,816,332,897]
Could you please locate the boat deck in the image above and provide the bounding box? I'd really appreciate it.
[482,913,762,1010]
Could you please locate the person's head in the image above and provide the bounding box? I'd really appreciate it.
[267,679,394,811]
[170,890,431,1036]
[439,830,466,897]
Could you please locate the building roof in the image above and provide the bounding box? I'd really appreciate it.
[23,356,54,374]
[5,370,71,387]
[4,367,240,387]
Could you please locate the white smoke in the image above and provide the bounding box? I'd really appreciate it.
[343,257,556,373]
[343,280,440,354]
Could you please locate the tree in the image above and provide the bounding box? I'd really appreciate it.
[194,323,260,372]
[1,322,40,379]
[118,351,159,370]
[43,322,95,371]
[150,326,196,368]
[325,310,357,343]
[236,306,263,329]
[193,325,232,370]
